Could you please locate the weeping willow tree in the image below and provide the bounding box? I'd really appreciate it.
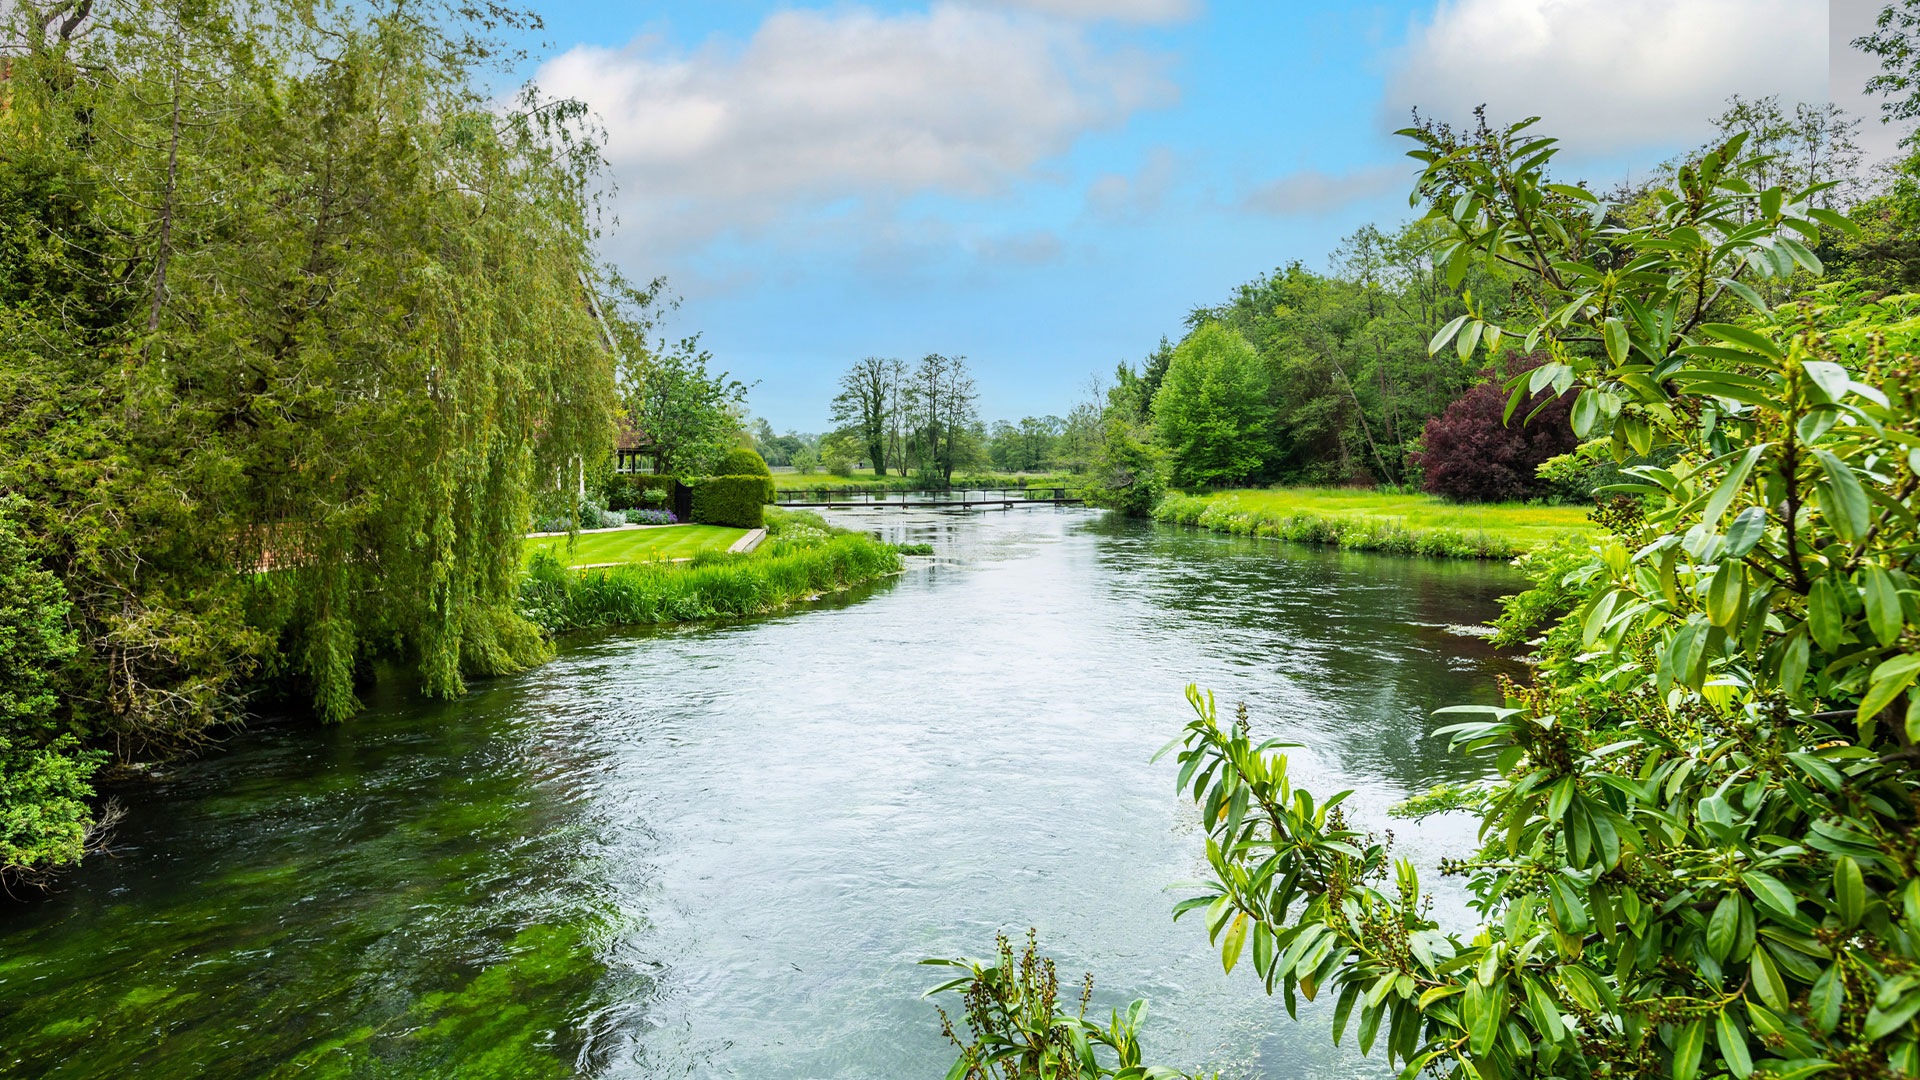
[0,0,618,769]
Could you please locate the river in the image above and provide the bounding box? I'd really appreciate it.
[0,510,1525,1079]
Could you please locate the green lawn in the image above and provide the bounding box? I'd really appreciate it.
[1155,487,1594,559]
[1217,488,1590,542]
[524,524,746,566]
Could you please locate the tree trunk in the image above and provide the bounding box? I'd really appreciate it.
[149,40,183,334]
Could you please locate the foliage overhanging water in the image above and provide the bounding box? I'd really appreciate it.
[0,511,1525,1079]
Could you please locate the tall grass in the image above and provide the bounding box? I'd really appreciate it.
[519,533,901,633]
[1151,490,1589,559]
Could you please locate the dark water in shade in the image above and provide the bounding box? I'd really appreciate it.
[0,511,1526,1080]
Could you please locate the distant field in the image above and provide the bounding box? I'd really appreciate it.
[1155,488,1594,559]
[524,525,746,566]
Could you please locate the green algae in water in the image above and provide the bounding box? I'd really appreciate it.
[0,706,636,1080]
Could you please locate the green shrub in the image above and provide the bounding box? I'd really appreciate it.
[714,448,771,477]
[691,476,769,528]
[1535,439,1647,504]
[604,474,675,511]
[0,495,100,883]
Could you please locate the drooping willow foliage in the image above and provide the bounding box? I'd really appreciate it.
[0,0,617,756]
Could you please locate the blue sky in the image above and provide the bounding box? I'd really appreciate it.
[505,1,1841,431]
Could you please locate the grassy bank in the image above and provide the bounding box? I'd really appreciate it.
[524,524,745,566]
[518,511,900,634]
[1152,488,1592,559]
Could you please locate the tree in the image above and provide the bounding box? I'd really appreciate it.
[1017,416,1063,473]
[1084,415,1162,517]
[1057,398,1103,475]
[749,418,792,467]
[831,357,897,476]
[818,432,864,475]
[906,353,979,483]
[1414,356,1577,502]
[885,358,915,477]
[611,282,748,478]
[1855,1,1920,140]
[1,0,618,741]
[1151,323,1269,488]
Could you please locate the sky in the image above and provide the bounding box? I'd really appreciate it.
[498,1,1896,432]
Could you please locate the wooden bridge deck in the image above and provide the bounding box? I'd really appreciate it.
[774,487,1085,510]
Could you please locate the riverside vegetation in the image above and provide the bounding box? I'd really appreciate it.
[518,510,901,635]
[0,2,897,884]
[925,90,1920,1080]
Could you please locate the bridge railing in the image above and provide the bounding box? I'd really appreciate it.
[772,486,1083,505]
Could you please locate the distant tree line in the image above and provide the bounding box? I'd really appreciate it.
[1079,92,1900,512]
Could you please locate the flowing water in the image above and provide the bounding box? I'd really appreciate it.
[0,511,1527,1079]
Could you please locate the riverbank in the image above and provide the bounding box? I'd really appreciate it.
[1152,488,1592,559]
[517,510,901,634]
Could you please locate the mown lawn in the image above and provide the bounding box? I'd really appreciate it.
[1156,487,1594,558]
[524,524,746,566]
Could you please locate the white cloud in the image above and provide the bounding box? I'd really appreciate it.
[536,4,1175,253]
[969,228,1065,265]
[1384,0,1827,154]
[973,0,1198,22]
[1086,145,1179,219]
[1240,164,1404,216]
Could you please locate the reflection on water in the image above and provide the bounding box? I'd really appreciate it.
[0,511,1523,1079]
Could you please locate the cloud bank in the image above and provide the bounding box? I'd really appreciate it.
[1383,0,1827,153]
[536,4,1176,252]
[1240,164,1405,217]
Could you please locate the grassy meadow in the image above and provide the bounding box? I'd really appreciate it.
[1153,487,1594,559]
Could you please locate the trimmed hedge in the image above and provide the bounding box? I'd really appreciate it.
[691,475,770,528]
[716,448,772,477]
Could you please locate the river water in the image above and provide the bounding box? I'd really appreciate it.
[0,511,1524,1080]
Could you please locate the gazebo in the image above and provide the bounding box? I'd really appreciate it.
[615,417,659,474]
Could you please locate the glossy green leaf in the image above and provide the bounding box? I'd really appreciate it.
[1808,578,1843,652]
[1808,964,1844,1033]
[1863,565,1904,645]
[1724,506,1768,558]
[1428,314,1468,356]
[1750,946,1788,1011]
[1834,856,1864,928]
[1604,317,1629,365]
[1672,1018,1706,1080]
[1812,450,1871,544]
[1706,892,1739,961]
[1717,1007,1753,1079]
[1704,445,1765,529]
